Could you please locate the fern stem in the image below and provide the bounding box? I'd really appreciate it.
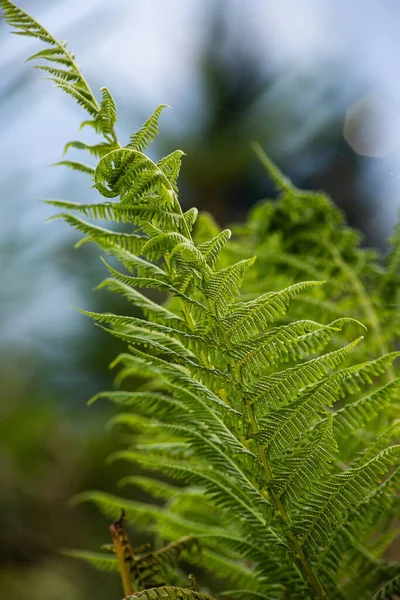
[246,401,328,600]
[110,514,134,596]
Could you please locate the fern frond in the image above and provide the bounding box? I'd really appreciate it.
[51,213,146,253]
[44,199,117,221]
[256,353,399,456]
[128,105,168,151]
[203,258,255,315]
[197,229,232,268]
[269,417,337,502]
[1,0,100,117]
[97,87,117,136]
[157,150,185,192]
[6,5,400,597]
[232,318,360,381]
[64,140,116,158]
[250,337,364,413]
[51,161,95,175]
[223,281,324,342]
[294,445,400,558]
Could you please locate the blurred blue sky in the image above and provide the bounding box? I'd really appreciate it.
[2,0,400,351]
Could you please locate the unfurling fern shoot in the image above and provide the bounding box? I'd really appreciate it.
[2,2,400,599]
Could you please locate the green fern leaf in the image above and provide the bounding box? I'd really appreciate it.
[51,161,95,175]
[157,150,185,192]
[128,105,168,151]
[203,258,255,315]
[223,280,325,342]
[44,199,116,221]
[97,86,117,136]
[250,337,363,413]
[197,229,232,269]
[294,445,400,558]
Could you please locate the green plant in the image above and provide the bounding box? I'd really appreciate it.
[2,2,400,599]
[227,144,400,367]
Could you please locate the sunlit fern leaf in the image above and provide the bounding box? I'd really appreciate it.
[94,149,175,212]
[117,423,266,511]
[88,390,186,417]
[128,104,169,152]
[96,278,186,327]
[294,445,400,559]
[197,534,280,568]
[269,417,337,502]
[34,63,81,82]
[64,139,116,158]
[72,490,228,540]
[190,549,267,594]
[96,86,117,136]
[44,199,117,221]
[53,78,100,116]
[143,233,206,268]
[203,258,255,315]
[110,350,242,420]
[250,337,364,414]
[51,160,95,175]
[100,248,167,279]
[315,491,400,594]
[26,47,74,65]
[51,213,146,254]
[112,452,270,539]
[99,325,200,366]
[183,208,198,232]
[232,318,360,381]
[256,354,400,456]
[99,261,209,316]
[0,0,99,115]
[197,229,232,269]
[145,536,200,568]
[80,311,205,352]
[157,150,185,192]
[223,280,325,342]
[82,313,201,360]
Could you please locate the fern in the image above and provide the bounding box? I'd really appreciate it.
[229,143,399,372]
[3,3,400,600]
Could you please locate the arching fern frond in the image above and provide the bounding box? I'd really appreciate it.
[4,3,400,599]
